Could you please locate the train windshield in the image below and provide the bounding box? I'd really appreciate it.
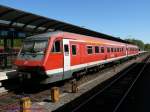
[18,40,48,60]
[21,40,47,54]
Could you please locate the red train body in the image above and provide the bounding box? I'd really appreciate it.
[15,31,139,83]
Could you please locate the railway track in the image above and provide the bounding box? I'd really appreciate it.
[0,54,148,112]
[55,55,150,112]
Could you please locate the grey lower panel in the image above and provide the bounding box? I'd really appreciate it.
[41,70,73,84]
[41,72,63,84]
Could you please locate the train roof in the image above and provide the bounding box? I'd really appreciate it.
[25,32,56,41]
[24,31,138,48]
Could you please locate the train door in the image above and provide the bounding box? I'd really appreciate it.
[125,45,128,56]
[106,47,111,59]
[63,39,71,79]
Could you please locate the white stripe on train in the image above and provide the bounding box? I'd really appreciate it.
[46,53,138,75]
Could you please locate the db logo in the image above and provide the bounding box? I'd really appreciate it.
[24,61,28,65]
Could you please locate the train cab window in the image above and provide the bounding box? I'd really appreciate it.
[107,47,110,53]
[72,45,77,55]
[52,40,61,52]
[87,46,93,54]
[101,47,104,53]
[95,46,99,53]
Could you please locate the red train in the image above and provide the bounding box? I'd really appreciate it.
[15,31,139,83]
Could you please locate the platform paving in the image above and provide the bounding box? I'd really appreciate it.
[0,69,17,81]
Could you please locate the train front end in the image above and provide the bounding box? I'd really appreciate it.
[15,34,50,81]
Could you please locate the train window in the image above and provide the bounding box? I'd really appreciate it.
[95,46,99,53]
[72,45,77,55]
[111,48,113,52]
[52,40,61,52]
[107,47,110,53]
[117,48,119,52]
[87,46,93,54]
[114,48,116,52]
[101,47,104,53]
[64,44,69,52]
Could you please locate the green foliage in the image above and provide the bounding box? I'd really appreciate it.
[0,39,22,48]
[13,39,22,47]
[144,44,150,51]
[125,38,145,50]
[0,39,3,46]
[125,38,150,51]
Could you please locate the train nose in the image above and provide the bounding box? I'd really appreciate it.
[18,72,31,79]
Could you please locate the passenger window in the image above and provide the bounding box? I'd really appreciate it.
[117,48,119,52]
[95,46,99,53]
[101,47,104,53]
[115,48,117,52]
[111,48,113,52]
[52,40,61,52]
[107,47,110,53]
[87,46,93,54]
[72,45,77,55]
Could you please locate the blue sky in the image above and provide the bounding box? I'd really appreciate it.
[0,0,150,43]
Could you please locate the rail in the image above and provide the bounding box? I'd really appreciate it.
[71,55,150,112]
[113,56,150,112]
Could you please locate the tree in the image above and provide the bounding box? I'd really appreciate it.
[144,44,150,51]
[125,38,145,50]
